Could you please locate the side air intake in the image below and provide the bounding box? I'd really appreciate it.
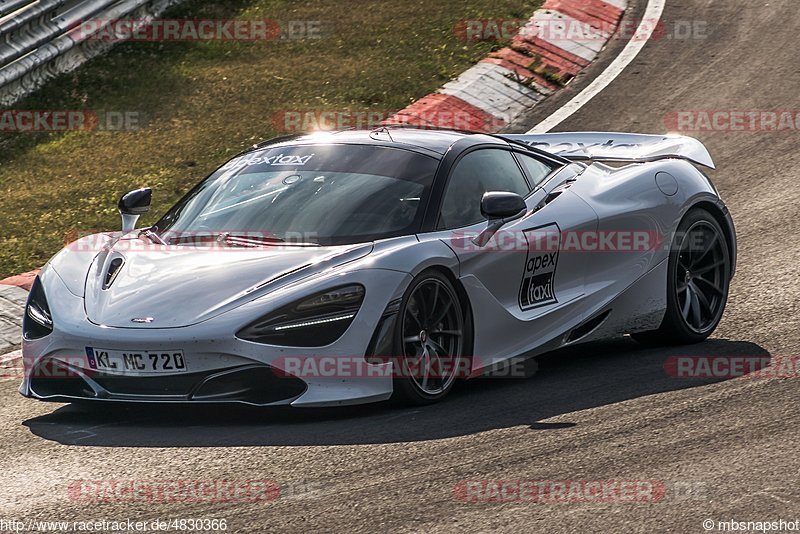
[567,310,611,343]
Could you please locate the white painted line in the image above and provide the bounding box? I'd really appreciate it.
[528,0,666,133]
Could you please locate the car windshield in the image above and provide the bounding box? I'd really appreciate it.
[154,144,438,246]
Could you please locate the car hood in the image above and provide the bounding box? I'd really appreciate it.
[73,237,372,328]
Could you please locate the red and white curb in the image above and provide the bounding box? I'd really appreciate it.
[387,0,628,132]
[0,270,38,292]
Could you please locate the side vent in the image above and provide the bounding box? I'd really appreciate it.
[567,310,611,343]
[103,257,124,289]
[543,179,576,205]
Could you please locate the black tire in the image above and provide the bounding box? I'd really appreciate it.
[632,208,731,346]
[391,270,468,405]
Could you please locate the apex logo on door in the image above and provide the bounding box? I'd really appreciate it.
[519,223,560,311]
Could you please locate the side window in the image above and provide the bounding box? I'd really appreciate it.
[517,152,553,189]
[438,149,530,230]
[516,152,556,189]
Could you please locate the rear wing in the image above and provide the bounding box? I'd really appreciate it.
[501,132,715,169]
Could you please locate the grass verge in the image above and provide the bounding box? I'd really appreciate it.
[0,0,539,276]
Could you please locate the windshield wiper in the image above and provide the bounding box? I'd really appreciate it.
[138,227,167,245]
[221,233,319,247]
[161,231,318,247]
[164,231,215,245]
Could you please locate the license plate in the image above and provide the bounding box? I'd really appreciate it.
[85,348,187,374]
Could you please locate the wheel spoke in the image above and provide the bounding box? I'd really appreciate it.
[428,283,440,322]
[689,287,702,328]
[428,338,449,357]
[685,233,697,266]
[428,347,443,383]
[420,349,431,390]
[404,335,420,343]
[690,281,712,315]
[691,231,718,268]
[694,276,724,295]
[430,329,462,337]
[403,346,424,378]
[409,345,424,361]
[416,292,429,326]
[694,259,724,275]
[430,299,453,328]
[406,304,423,331]
[681,287,692,320]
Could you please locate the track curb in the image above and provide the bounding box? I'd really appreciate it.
[386,0,629,132]
[0,270,38,291]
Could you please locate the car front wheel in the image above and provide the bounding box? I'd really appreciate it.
[391,271,467,405]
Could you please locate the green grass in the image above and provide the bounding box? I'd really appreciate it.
[0,0,539,277]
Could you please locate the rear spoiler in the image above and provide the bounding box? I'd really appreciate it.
[501,132,715,169]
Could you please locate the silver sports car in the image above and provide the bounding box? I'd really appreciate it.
[20,128,735,406]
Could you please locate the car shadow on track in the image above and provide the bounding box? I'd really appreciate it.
[23,338,769,447]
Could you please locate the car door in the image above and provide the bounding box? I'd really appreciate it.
[431,147,599,364]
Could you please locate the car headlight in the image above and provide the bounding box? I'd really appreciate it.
[236,285,365,347]
[23,276,53,339]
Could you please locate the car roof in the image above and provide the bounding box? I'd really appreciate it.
[246,128,511,158]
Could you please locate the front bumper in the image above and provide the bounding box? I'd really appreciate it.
[25,359,308,405]
[21,266,412,407]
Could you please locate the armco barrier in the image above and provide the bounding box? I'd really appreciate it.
[0,0,182,106]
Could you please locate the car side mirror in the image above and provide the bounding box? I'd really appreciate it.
[473,191,527,247]
[118,187,151,232]
[480,191,526,220]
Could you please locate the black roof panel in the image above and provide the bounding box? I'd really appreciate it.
[251,128,510,157]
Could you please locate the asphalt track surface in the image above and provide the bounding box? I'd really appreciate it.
[2,0,799,532]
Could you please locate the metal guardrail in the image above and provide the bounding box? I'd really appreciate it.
[0,0,181,105]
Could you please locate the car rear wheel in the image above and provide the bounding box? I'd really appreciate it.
[633,208,731,345]
[392,271,467,405]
